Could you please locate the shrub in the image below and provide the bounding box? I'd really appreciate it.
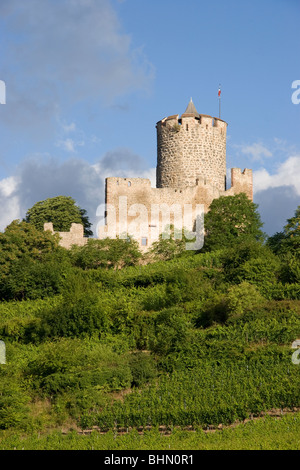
[226,282,266,320]
[71,237,142,270]
[0,376,31,430]
[128,352,157,387]
[35,274,109,340]
[26,338,133,397]
[150,307,191,356]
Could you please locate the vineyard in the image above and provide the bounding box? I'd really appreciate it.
[82,360,300,430]
[0,200,300,449]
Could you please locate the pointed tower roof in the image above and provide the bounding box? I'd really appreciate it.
[182,98,200,118]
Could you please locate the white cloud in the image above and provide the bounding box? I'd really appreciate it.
[253,155,300,195]
[56,139,76,153]
[0,149,155,234]
[0,175,19,197]
[253,154,300,235]
[236,142,272,161]
[61,122,76,134]
[56,138,85,153]
[0,176,21,229]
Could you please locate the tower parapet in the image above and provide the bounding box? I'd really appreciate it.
[156,99,227,191]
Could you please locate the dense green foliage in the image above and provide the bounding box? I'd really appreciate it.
[70,237,142,270]
[204,193,265,251]
[25,196,93,236]
[0,196,300,449]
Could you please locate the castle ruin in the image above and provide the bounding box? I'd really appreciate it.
[44,222,88,249]
[100,99,253,250]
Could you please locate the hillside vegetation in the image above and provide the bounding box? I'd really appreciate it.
[0,195,299,449]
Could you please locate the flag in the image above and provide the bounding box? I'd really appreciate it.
[218,87,221,97]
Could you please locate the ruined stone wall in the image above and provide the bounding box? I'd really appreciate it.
[44,222,88,249]
[156,114,227,191]
[226,168,253,201]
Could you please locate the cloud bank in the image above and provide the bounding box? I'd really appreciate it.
[0,149,156,235]
[253,155,300,235]
[1,150,299,238]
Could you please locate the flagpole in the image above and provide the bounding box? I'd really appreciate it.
[218,84,221,119]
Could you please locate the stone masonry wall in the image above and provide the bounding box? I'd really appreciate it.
[156,114,227,191]
[99,173,253,251]
[226,168,253,201]
[44,222,88,249]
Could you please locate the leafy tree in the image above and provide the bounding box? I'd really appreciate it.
[71,237,142,270]
[1,254,72,301]
[0,220,70,300]
[0,379,31,430]
[284,205,300,239]
[267,205,300,256]
[128,352,157,387]
[36,273,109,340]
[267,206,300,284]
[226,281,265,320]
[266,231,287,255]
[203,193,265,251]
[0,220,60,280]
[150,225,194,261]
[25,196,93,237]
[221,240,280,284]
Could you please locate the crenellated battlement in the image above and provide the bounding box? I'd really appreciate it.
[106,177,151,189]
[157,113,227,131]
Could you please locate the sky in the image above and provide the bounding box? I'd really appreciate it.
[0,0,299,236]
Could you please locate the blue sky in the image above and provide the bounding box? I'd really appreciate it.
[0,0,299,236]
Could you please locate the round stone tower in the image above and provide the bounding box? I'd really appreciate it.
[156,99,228,191]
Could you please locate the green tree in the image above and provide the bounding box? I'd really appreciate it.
[36,273,109,340]
[284,205,300,238]
[25,196,93,237]
[221,240,280,286]
[71,237,142,270]
[203,193,265,251]
[150,225,193,261]
[0,220,60,279]
[226,281,266,319]
[0,220,69,300]
[266,231,286,255]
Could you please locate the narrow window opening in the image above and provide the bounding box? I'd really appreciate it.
[141,237,148,246]
[128,181,131,187]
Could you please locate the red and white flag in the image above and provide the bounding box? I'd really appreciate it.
[218,87,221,97]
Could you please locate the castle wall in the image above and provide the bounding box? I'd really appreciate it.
[44,222,88,249]
[50,100,253,253]
[226,168,253,201]
[156,114,227,191]
[99,173,253,251]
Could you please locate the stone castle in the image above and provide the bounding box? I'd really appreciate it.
[98,99,253,250]
[45,99,253,250]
